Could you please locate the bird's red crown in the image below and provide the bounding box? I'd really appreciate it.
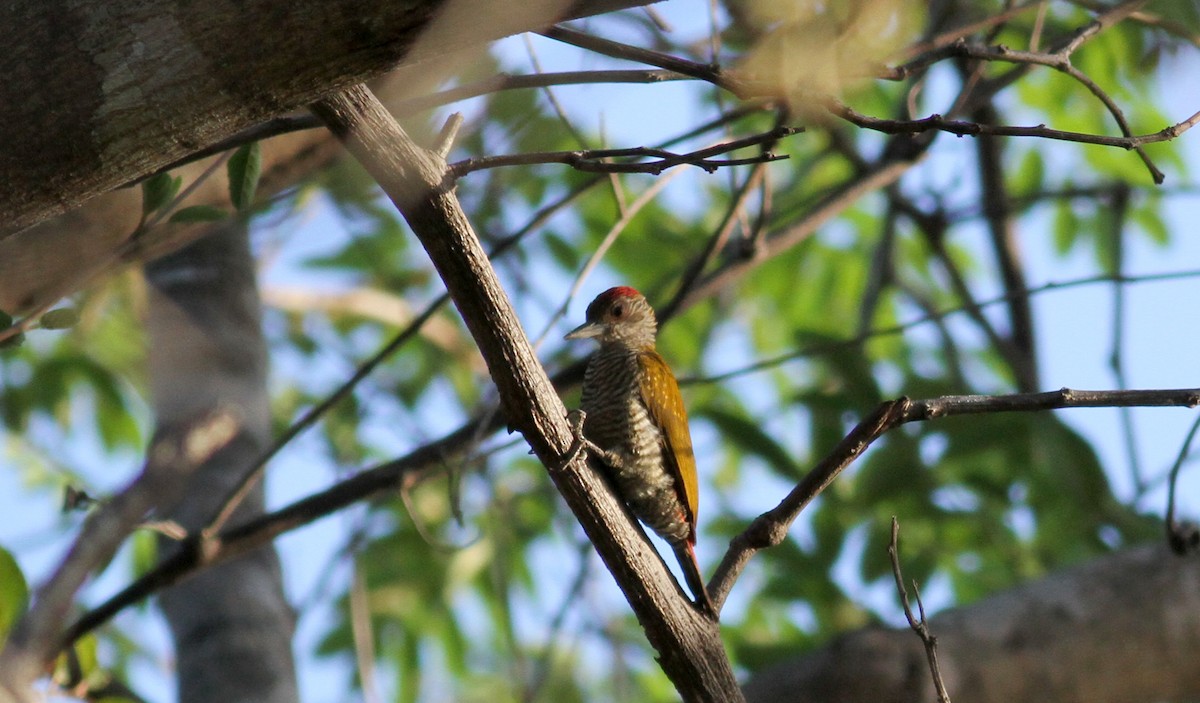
[587,286,643,320]
[598,286,641,302]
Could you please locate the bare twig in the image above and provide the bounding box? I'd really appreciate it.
[1104,186,1144,492]
[447,126,799,178]
[532,168,684,349]
[888,517,952,703]
[1165,416,1200,555]
[969,100,1039,391]
[539,25,752,98]
[828,101,1200,157]
[687,269,1200,385]
[887,1,1170,181]
[135,70,696,183]
[349,562,383,703]
[0,409,240,701]
[708,387,1200,607]
[432,113,465,159]
[660,109,789,321]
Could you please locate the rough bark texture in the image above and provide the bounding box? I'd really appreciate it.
[311,84,744,703]
[0,0,650,239]
[0,126,341,315]
[742,543,1200,703]
[145,222,298,702]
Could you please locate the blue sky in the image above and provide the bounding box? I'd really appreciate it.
[3,3,1200,701]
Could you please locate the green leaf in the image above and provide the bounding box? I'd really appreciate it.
[141,172,181,215]
[0,309,19,351]
[40,307,79,330]
[227,142,263,210]
[53,632,100,687]
[169,205,228,223]
[0,545,28,644]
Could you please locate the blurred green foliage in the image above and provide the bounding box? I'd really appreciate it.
[1,2,1195,701]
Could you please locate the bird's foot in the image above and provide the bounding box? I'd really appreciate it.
[556,409,625,471]
[554,409,591,471]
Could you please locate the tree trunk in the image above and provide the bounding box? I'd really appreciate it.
[146,222,298,702]
[742,543,1200,703]
[0,0,652,239]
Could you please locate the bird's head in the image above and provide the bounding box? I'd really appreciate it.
[565,286,658,349]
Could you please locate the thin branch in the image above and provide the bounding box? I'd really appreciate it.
[887,1,1167,181]
[523,35,591,149]
[897,1,1048,65]
[136,70,694,183]
[969,99,1039,391]
[686,268,1200,386]
[1165,416,1200,555]
[447,126,799,178]
[888,517,952,703]
[524,541,592,703]
[659,161,768,321]
[539,24,753,98]
[0,409,240,700]
[659,109,788,321]
[708,387,1200,608]
[1105,186,1144,491]
[349,562,383,703]
[828,101,1200,155]
[532,168,684,349]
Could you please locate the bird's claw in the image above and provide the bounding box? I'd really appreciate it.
[556,409,627,471]
[554,409,590,471]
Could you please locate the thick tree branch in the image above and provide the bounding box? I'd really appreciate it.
[743,542,1200,703]
[308,84,742,702]
[0,0,659,239]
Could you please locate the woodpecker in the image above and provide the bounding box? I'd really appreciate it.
[565,286,714,615]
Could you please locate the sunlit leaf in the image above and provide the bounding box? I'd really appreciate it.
[0,546,28,644]
[228,142,263,210]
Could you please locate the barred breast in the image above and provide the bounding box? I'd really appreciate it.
[581,345,691,544]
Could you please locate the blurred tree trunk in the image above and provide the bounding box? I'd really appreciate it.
[0,0,651,238]
[145,222,298,702]
[742,543,1200,703]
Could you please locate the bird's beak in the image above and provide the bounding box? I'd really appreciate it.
[565,321,603,341]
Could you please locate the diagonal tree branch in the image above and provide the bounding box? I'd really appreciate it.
[708,387,1200,606]
[308,83,743,703]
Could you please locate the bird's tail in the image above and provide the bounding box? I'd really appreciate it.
[673,540,716,618]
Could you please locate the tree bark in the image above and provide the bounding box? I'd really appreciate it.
[0,0,652,239]
[742,543,1200,703]
[145,221,298,702]
[311,84,745,702]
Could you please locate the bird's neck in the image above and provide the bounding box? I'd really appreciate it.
[601,339,654,355]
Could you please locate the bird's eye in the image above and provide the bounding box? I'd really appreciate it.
[611,304,624,318]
